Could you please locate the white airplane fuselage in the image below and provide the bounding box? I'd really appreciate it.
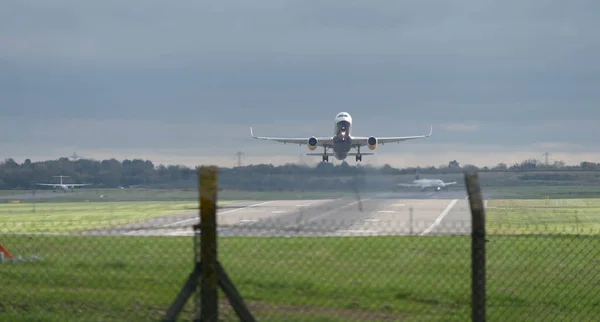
[331,113,354,160]
[46,184,74,192]
[36,175,90,192]
[414,179,447,191]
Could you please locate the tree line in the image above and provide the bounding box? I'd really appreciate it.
[1,157,599,191]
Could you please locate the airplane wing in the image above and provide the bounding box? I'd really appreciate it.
[36,183,57,186]
[306,152,374,156]
[352,125,432,146]
[66,184,91,187]
[250,127,333,147]
[444,182,457,185]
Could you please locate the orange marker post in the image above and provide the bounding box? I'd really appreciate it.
[0,244,13,259]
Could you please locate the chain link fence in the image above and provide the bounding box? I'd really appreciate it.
[1,182,599,321]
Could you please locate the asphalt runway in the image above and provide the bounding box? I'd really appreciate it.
[86,190,472,237]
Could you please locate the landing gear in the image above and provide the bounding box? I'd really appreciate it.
[355,145,362,162]
[322,146,330,163]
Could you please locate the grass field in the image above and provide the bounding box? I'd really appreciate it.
[486,198,600,234]
[1,235,598,321]
[1,184,600,204]
[1,195,599,320]
[0,188,356,203]
[0,201,234,234]
[481,185,600,199]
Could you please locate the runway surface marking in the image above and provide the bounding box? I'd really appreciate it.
[77,191,472,237]
[283,199,365,229]
[419,199,459,236]
[220,199,335,227]
[160,200,273,227]
[335,196,469,236]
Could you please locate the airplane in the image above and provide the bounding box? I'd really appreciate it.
[35,175,91,192]
[397,173,457,191]
[119,184,142,189]
[250,112,432,162]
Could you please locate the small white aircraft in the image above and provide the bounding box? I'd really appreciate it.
[119,184,141,189]
[36,175,91,192]
[397,173,457,191]
[251,112,432,162]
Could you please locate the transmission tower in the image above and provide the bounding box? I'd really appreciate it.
[234,151,245,167]
[542,152,551,165]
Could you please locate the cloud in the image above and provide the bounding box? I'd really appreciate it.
[533,142,588,151]
[439,123,480,132]
[1,116,599,169]
[2,0,599,68]
[1,1,599,167]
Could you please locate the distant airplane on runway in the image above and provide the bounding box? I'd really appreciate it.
[36,175,91,192]
[250,112,432,162]
[119,184,141,189]
[397,173,457,192]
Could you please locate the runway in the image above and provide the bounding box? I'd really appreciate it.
[86,191,473,237]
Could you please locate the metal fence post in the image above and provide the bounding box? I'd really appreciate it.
[198,166,218,322]
[164,166,254,322]
[464,171,486,322]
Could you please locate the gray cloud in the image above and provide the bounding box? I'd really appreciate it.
[1,1,599,166]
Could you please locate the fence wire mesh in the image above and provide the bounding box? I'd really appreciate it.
[1,194,599,321]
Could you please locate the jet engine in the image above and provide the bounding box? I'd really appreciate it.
[307,137,318,151]
[367,136,378,150]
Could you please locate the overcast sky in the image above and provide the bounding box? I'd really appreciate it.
[1,0,599,167]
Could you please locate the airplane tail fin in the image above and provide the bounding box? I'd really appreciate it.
[52,175,70,185]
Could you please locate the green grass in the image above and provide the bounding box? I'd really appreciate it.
[486,198,600,234]
[1,184,600,204]
[0,201,234,234]
[0,188,355,203]
[0,190,30,196]
[483,185,600,199]
[0,235,598,321]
